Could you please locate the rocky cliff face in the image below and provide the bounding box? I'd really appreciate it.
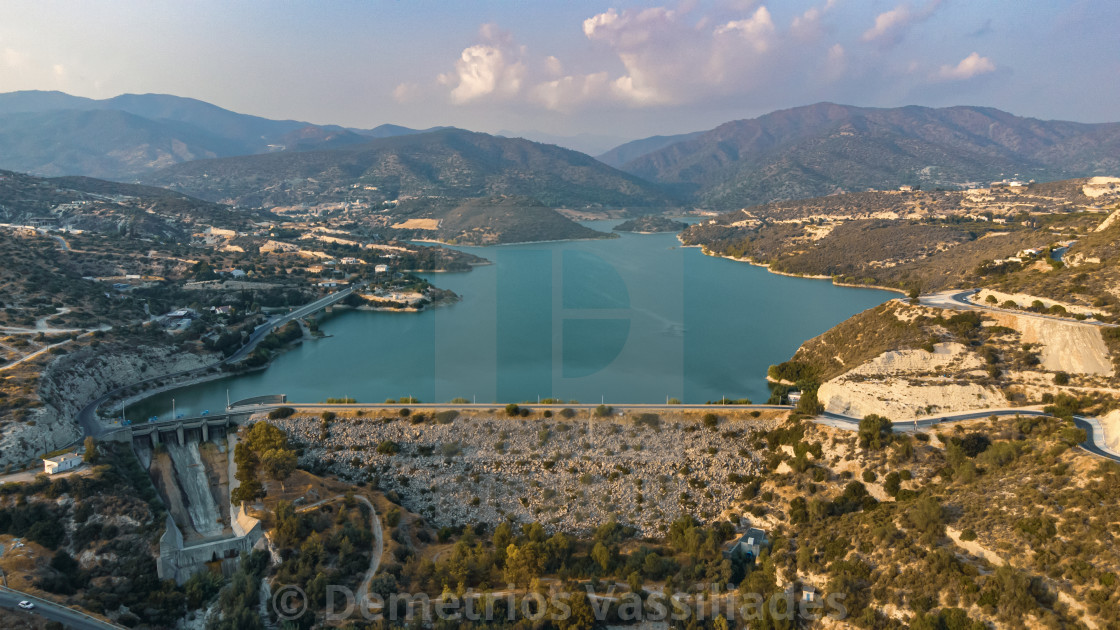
[0,343,214,470]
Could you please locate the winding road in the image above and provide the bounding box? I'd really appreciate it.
[920,289,1118,328]
[0,587,125,629]
[76,286,358,439]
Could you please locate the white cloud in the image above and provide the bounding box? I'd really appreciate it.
[392,82,421,103]
[862,1,941,47]
[715,6,776,53]
[3,47,27,68]
[791,0,837,40]
[824,43,846,80]
[934,52,996,80]
[436,24,527,104]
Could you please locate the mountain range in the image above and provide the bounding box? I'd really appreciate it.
[141,128,673,210]
[1,91,1118,213]
[613,103,1120,208]
[0,91,440,178]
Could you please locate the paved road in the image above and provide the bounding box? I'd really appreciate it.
[0,587,124,629]
[818,407,1119,463]
[224,286,356,364]
[920,289,1117,328]
[76,287,357,439]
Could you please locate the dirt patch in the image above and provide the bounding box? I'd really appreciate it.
[391,218,441,230]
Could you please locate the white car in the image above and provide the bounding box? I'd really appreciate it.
[18,600,34,609]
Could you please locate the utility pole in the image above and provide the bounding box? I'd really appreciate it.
[172,398,176,420]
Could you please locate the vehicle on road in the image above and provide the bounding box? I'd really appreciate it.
[18,600,35,609]
[201,410,210,416]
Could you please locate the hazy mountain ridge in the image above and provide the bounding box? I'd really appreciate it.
[616,103,1120,208]
[595,130,705,168]
[0,90,432,178]
[142,128,676,210]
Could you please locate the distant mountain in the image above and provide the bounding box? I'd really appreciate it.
[617,103,1120,209]
[0,91,434,177]
[498,130,634,157]
[596,131,705,168]
[142,128,675,210]
[358,123,450,138]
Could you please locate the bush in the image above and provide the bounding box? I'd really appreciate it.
[1053,372,1070,386]
[398,407,410,417]
[434,410,459,424]
[858,415,893,449]
[594,405,613,417]
[320,411,336,422]
[702,413,719,429]
[862,469,877,483]
[559,408,576,419]
[377,441,400,455]
[268,406,295,420]
[506,403,520,416]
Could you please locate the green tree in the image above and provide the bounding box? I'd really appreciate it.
[858,414,893,449]
[83,436,97,463]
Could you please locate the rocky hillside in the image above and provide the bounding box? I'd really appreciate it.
[0,342,215,470]
[142,128,676,210]
[680,177,1120,312]
[0,169,256,236]
[620,103,1120,208]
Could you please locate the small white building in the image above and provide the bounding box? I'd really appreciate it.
[43,452,82,475]
[374,264,389,274]
[787,390,802,405]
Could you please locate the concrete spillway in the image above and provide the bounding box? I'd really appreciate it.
[165,441,224,538]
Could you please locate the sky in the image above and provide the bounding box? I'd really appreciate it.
[2,0,1118,147]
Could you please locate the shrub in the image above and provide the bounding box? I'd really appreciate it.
[559,408,576,419]
[434,410,459,424]
[702,413,719,429]
[505,403,520,416]
[320,411,336,422]
[862,469,877,483]
[1053,372,1070,386]
[268,406,295,420]
[858,415,893,449]
[377,441,400,455]
[594,405,613,417]
[398,408,410,417]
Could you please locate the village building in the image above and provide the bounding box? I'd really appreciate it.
[43,452,82,474]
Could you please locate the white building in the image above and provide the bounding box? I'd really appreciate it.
[43,452,82,474]
[374,264,389,274]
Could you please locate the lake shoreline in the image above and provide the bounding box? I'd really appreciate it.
[678,238,910,296]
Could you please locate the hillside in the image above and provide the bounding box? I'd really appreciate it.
[680,177,1120,310]
[436,197,612,244]
[0,91,427,177]
[596,130,705,168]
[142,128,676,210]
[0,169,252,236]
[621,103,1120,209]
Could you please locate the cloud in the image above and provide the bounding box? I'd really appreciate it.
[862,1,941,47]
[934,52,996,80]
[578,4,778,106]
[436,24,526,104]
[791,0,837,40]
[392,82,421,103]
[3,47,27,68]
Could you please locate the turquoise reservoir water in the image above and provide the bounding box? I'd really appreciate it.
[132,221,893,417]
